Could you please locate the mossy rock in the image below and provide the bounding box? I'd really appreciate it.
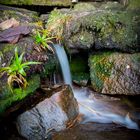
[73,3,96,11]
[46,2,140,53]
[0,75,40,116]
[89,52,140,95]
[0,0,72,6]
[100,1,124,10]
[127,0,140,10]
[0,5,39,24]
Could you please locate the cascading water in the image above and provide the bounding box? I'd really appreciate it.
[53,44,72,86]
[53,44,139,130]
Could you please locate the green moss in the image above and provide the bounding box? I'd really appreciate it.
[89,52,113,91]
[72,73,89,83]
[100,2,124,10]
[131,53,140,65]
[70,57,87,74]
[74,3,96,11]
[0,75,40,115]
[41,55,57,77]
[46,9,71,41]
[0,0,71,6]
[127,0,140,10]
[71,31,94,48]
[0,0,32,5]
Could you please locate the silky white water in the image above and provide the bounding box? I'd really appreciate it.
[53,44,72,86]
[53,44,139,130]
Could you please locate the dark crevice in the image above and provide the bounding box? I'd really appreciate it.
[0,4,71,15]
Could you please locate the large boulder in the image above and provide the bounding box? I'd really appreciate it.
[16,85,79,140]
[46,2,140,53]
[0,0,72,6]
[89,52,140,95]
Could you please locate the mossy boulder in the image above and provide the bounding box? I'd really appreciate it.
[89,52,140,95]
[0,5,39,24]
[0,0,71,6]
[46,2,140,53]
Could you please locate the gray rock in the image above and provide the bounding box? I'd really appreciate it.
[16,85,79,140]
[89,52,140,95]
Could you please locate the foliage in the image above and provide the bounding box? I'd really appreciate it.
[0,47,41,90]
[34,29,55,52]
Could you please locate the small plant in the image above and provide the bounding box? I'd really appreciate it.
[0,47,41,91]
[34,30,55,53]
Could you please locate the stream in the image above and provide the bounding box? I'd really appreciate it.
[53,44,140,139]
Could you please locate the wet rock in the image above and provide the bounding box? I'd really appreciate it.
[52,123,140,140]
[16,85,79,140]
[0,36,57,115]
[0,0,72,6]
[46,2,140,53]
[89,52,140,95]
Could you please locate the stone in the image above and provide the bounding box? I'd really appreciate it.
[89,52,140,95]
[0,18,19,30]
[0,26,31,43]
[16,85,79,140]
[0,5,39,24]
[46,2,140,53]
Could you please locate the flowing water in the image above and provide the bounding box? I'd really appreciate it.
[53,44,139,130]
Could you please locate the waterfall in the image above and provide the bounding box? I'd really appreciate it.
[53,44,139,130]
[53,44,72,86]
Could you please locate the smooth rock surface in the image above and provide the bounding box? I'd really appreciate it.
[16,85,79,140]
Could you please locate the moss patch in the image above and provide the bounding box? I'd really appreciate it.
[0,0,71,6]
[89,52,113,91]
[46,9,72,41]
[0,75,40,116]
[74,3,96,11]
[127,0,140,10]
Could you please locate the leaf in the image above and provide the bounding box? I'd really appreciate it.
[19,68,26,76]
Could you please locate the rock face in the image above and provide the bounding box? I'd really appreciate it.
[0,5,39,24]
[0,0,72,6]
[89,52,140,95]
[16,85,79,140]
[46,2,140,53]
[0,5,57,115]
